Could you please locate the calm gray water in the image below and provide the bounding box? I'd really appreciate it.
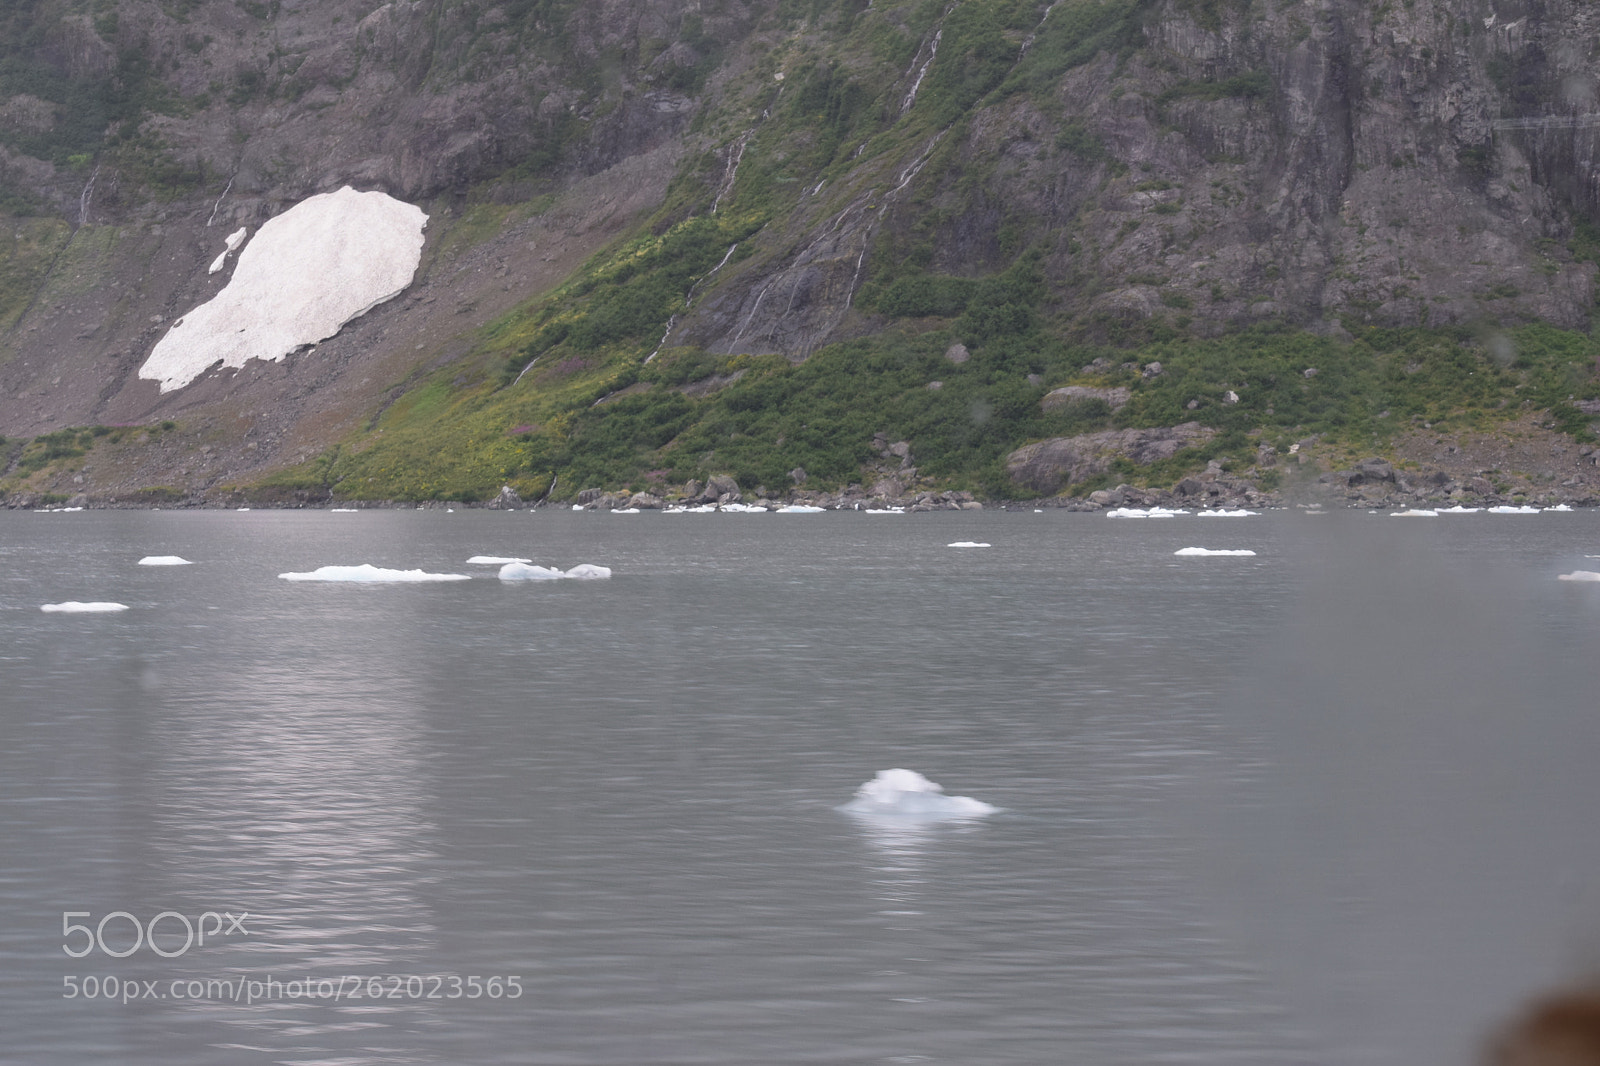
[3,506,1600,1066]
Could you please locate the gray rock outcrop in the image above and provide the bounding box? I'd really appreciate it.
[1004,423,1217,495]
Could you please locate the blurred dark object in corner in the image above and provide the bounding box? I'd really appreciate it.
[1489,985,1600,1066]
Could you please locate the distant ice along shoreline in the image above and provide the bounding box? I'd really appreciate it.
[139,186,428,392]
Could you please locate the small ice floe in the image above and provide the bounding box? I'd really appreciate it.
[1437,505,1480,514]
[41,602,129,613]
[1390,508,1438,517]
[948,541,990,548]
[864,507,905,514]
[719,502,767,513]
[1547,504,1575,512]
[611,507,641,514]
[777,504,826,513]
[236,507,251,512]
[1558,570,1600,582]
[497,562,612,581]
[138,556,193,565]
[1106,507,1188,518]
[1174,547,1256,556]
[571,504,583,511]
[278,564,471,582]
[329,507,359,513]
[842,769,997,820]
[1197,508,1260,517]
[1489,505,1541,514]
[466,556,532,565]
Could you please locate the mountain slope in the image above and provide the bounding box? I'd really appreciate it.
[2,0,1599,505]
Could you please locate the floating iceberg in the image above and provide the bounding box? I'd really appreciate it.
[138,556,193,565]
[1106,506,1188,518]
[1174,547,1257,556]
[948,541,991,548]
[329,508,359,513]
[1558,570,1600,582]
[1390,509,1438,517]
[139,187,428,392]
[776,504,826,513]
[1437,505,1481,514]
[611,507,641,514]
[842,769,997,819]
[1547,504,1575,512]
[1488,505,1541,514]
[497,562,612,581]
[278,564,470,582]
[41,602,129,612]
[466,556,532,565]
[864,507,905,514]
[719,502,768,513]
[1197,508,1259,517]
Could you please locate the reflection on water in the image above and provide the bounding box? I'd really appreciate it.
[1,508,1598,1065]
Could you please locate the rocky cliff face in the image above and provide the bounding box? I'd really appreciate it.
[1,0,1598,500]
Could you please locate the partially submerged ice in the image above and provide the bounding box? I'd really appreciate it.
[41,602,129,612]
[138,555,192,565]
[842,768,997,819]
[467,556,532,565]
[278,564,469,582]
[140,187,428,392]
[1558,570,1600,582]
[1174,546,1256,556]
[497,562,612,581]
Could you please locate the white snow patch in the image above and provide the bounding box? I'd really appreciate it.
[224,225,248,252]
[138,555,192,565]
[1558,570,1600,582]
[278,564,470,582]
[41,601,129,612]
[1390,509,1438,517]
[842,769,997,819]
[1197,508,1259,517]
[497,562,612,581]
[467,556,532,565]
[1488,505,1541,514]
[948,541,990,548]
[1174,547,1257,556]
[1106,506,1188,518]
[140,187,427,392]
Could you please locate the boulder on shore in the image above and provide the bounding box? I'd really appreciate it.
[1004,423,1216,495]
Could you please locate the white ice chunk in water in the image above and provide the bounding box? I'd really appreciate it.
[140,187,427,392]
[138,555,193,565]
[1547,503,1574,512]
[1437,505,1481,514]
[1174,547,1257,556]
[278,564,470,582]
[1488,505,1541,514]
[497,562,612,581]
[948,541,990,548]
[467,556,532,565]
[1390,509,1438,517]
[1106,506,1188,518]
[843,769,997,819]
[777,504,826,513]
[41,602,129,612]
[1197,508,1259,517]
[1558,570,1600,582]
